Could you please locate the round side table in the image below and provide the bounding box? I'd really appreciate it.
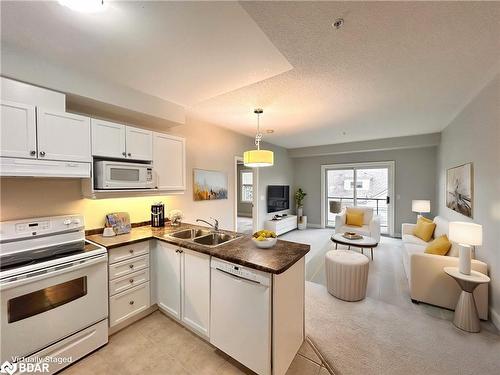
[444,267,490,333]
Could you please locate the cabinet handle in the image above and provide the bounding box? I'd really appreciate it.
[127,153,131,157]
[129,279,134,283]
[39,151,46,157]
[129,264,134,269]
[30,150,36,156]
[179,249,184,254]
[129,249,134,254]
[129,301,134,305]
[122,152,126,156]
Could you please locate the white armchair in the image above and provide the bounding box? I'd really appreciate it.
[334,207,381,243]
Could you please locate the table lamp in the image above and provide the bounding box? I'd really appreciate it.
[449,221,482,275]
[412,200,430,218]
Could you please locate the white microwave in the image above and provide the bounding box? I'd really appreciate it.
[94,160,154,189]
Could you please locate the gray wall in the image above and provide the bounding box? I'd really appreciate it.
[436,74,500,324]
[236,163,253,217]
[257,143,295,230]
[292,147,438,235]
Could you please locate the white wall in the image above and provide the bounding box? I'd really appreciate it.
[436,74,500,324]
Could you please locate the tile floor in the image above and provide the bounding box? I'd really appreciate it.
[62,311,329,375]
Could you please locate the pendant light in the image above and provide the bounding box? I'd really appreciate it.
[244,109,274,167]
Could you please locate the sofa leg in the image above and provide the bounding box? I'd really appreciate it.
[411,299,420,304]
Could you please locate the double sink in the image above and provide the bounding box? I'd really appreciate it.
[165,228,241,248]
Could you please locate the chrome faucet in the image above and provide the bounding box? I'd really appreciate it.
[196,217,219,232]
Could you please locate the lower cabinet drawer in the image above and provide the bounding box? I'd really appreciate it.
[108,241,150,265]
[109,282,150,327]
[109,254,149,280]
[109,268,150,296]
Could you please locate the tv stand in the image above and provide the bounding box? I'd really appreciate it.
[264,215,297,236]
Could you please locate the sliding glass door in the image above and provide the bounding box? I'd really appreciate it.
[323,162,394,235]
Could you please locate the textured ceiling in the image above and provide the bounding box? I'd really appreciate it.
[0,1,292,106]
[191,1,500,148]
[1,1,499,148]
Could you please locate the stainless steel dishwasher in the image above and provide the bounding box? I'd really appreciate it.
[210,258,272,375]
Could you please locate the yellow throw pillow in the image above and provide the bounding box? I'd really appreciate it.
[419,216,433,224]
[346,208,364,227]
[425,235,452,256]
[413,217,436,242]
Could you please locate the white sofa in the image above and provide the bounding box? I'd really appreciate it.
[335,207,381,243]
[402,216,488,319]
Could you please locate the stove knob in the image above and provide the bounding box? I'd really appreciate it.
[72,219,81,225]
[63,219,72,225]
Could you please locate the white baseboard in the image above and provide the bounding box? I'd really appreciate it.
[307,223,323,229]
[490,307,500,330]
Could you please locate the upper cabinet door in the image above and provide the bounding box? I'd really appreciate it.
[153,132,186,190]
[125,126,152,161]
[0,100,37,159]
[91,119,126,159]
[37,109,91,162]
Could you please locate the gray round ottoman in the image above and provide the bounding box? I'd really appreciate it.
[325,250,369,301]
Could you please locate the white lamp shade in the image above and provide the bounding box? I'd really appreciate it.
[449,221,482,246]
[412,200,430,213]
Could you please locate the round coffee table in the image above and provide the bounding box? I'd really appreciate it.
[331,233,378,260]
[444,267,490,333]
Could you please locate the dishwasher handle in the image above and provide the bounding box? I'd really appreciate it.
[215,267,264,285]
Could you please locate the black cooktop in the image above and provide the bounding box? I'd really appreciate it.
[0,241,102,272]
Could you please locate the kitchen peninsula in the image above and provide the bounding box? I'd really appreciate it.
[87,222,309,375]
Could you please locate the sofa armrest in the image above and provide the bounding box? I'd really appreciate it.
[369,215,381,243]
[409,253,488,319]
[334,212,346,234]
[401,223,416,236]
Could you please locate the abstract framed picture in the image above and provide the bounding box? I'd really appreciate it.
[446,162,473,218]
[193,169,228,201]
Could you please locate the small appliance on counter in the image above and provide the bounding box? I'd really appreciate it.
[105,212,131,235]
[151,202,165,227]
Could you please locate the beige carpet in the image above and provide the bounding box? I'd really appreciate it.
[305,281,500,375]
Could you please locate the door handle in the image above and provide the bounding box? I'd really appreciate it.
[386,196,390,204]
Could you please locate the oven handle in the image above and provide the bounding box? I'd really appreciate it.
[0,253,107,291]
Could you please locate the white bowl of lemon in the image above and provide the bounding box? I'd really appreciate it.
[252,230,277,249]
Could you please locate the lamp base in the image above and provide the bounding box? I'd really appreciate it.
[458,244,472,275]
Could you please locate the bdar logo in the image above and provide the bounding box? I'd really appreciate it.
[0,361,17,375]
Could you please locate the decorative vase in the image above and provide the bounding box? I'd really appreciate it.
[297,206,303,218]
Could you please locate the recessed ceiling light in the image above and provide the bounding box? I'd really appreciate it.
[58,0,107,13]
[266,129,275,134]
[332,18,344,30]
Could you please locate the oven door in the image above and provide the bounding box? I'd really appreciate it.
[0,254,108,362]
[99,162,153,189]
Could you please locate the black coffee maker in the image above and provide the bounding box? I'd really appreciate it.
[151,202,165,227]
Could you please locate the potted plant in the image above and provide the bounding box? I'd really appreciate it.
[295,188,307,218]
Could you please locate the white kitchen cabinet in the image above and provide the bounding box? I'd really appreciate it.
[155,242,210,337]
[182,249,210,337]
[155,241,182,319]
[126,126,152,161]
[0,100,37,159]
[37,108,91,162]
[91,119,126,159]
[152,132,186,190]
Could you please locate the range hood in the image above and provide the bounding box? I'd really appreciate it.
[0,157,90,178]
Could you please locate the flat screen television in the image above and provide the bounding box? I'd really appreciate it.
[267,185,290,213]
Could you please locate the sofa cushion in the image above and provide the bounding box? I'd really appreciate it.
[402,234,429,246]
[433,216,449,239]
[425,235,452,256]
[338,225,371,237]
[413,217,436,242]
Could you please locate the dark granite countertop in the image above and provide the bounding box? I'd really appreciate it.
[86,223,310,274]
